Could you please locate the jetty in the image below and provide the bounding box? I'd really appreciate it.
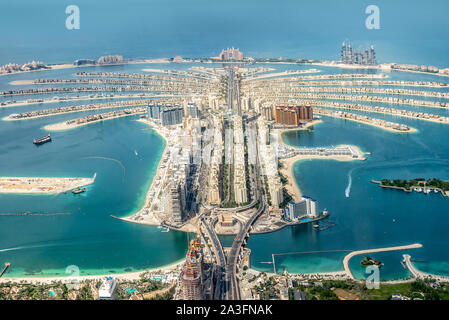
[402,254,449,282]
[342,243,423,279]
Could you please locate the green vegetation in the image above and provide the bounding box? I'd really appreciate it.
[279,171,288,185]
[254,276,280,300]
[263,176,272,206]
[361,256,382,267]
[380,178,449,192]
[298,280,355,300]
[364,279,449,300]
[279,188,293,209]
[293,279,449,300]
[0,272,172,300]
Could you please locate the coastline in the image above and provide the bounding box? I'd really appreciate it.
[117,118,168,226]
[0,58,171,78]
[43,109,146,131]
[0,174,96,194]
[254,242,449,283]
[309,61,449,78]
[0,259,185,284]
[278,122,367,201]
[2,100,157,122]
[0,120,185,282]
[314,111,418,134]
[279,150,365,202]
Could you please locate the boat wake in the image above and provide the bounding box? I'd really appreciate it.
[0,243,59,253]
[0,212,70,216]
[79,156,126,182]
[345,169,353,198]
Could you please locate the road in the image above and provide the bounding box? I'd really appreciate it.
[199,214,227,299]
[224,120,266,300]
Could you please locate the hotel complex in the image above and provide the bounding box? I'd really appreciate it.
[274,105,314,126]
[341,42,377,65]
[3,41,449,303]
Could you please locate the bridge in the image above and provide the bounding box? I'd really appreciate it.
[199,214,227,299]
[225,199,267,299]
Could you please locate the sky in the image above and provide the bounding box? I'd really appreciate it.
[0,0,448,66]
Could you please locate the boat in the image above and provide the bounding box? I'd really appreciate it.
[72,187,86,194]
[424,188,430,194]
[33,134,51,145]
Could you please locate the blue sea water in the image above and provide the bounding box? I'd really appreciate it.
[0,94,188,276]
[1,0,449,66]
[248,113,449,280]
[0,1,449,280]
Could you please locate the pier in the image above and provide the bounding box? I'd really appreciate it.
[402,254,449,282]
[342,243,423,280]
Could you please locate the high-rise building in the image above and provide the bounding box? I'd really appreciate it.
[170,182,183,224]
[261,105,273,121]
[284,196,318,221]
[341,42,377,65]
[274,105,313,126]
[98,277,118,300]
[161,106,184,126]
[187,103,200,118]
[299,105,313,121]
[148,104,162,119]
[215,47,244,61]
[181,237,204,300]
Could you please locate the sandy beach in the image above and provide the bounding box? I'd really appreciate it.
[118,118,169,227]
[43,109,146,131]
[0,58,171,78]
[2,99,158,122]
[279,145,365,201]
[276,119,322,138]
[314,110,418,133]
[0,174,96,194]
[0,260,185,284]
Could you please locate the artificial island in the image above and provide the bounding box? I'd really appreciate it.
[1,46,449,301]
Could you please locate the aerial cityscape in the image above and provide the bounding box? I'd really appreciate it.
[1,0,449,306]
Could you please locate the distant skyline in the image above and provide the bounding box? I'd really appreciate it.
[1,0,449,66]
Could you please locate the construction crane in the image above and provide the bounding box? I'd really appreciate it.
[0,262,11,278]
